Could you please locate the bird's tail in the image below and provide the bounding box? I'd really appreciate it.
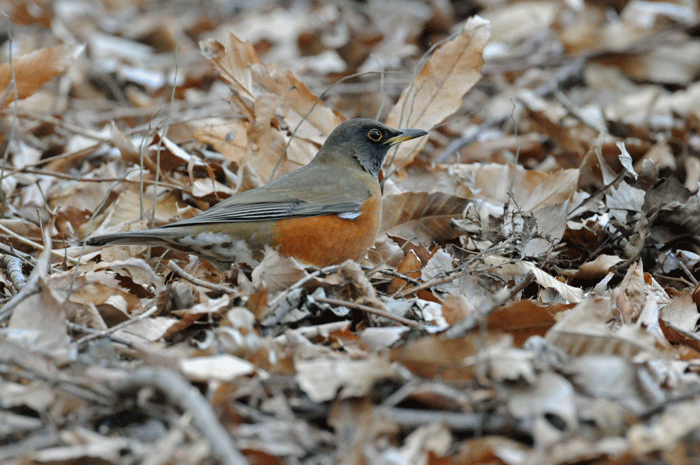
[84,228,171,247]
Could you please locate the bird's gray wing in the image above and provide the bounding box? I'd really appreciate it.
[162,165,370,227]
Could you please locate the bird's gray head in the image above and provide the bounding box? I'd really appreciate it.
[315,118,428,178]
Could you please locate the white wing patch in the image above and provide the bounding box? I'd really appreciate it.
[338,211,361,220]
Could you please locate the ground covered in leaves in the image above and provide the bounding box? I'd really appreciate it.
[2,0,700,464]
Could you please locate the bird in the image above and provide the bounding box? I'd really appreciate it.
[85,118,428,268]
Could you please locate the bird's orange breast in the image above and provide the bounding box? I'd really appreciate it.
[271,194,381,267]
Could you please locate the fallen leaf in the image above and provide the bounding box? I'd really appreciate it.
[0,44,84,109]
[381,192,471,244]
[385,16,490,167]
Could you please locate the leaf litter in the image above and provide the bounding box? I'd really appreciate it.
[2,1,700,464]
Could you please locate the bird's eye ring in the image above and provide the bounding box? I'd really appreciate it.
[367,128,382,142]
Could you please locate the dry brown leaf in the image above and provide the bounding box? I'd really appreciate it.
[385,16,490,167]
[487,300,572,346]
[111,317,179,343]
[483,2,559,45]
[192,121,249,166]
[386,250,423,295]
[572,254,624,282]
[545,296,660,358]
[391,333,506,381]
[398,422,452,464]
[69,282,143,326]
[454,163,579,212]
[440,294,476,326]
[329,399,398,465]
[199,33,345,181]
[643,176,700,244]
[0,44,84,109]
[7,279,70,361]
[251,247,307,293]
[485,256,583,303]
[565,354,664,416]
[380,192,471,244]
[520,91,600,159]
[611,261,644,324]
[91,186,187,233]
[597,41,700,86]
[660,290,698,333]
[190,178,234,199]
[451,437,530,465]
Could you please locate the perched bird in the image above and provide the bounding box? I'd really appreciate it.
[86,118,427,268]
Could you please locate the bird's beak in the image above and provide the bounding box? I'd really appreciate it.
[384,128,428,146]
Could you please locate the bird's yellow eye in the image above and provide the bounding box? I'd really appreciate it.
[367,128,382,142]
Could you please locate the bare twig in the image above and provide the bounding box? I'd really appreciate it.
[444,272,534,339]
[312,295,422,328]
[380,407,526,436]
[0,226,52,323]
[0,223,79,264]
[0,242,36,266]
[74,305,160,347]
[65,321,136,348]
[17,167,186,191]
[266,264,343,310]
[0,30,18,218]
[167,261,235,294]
[397,268,471,299]
[107,367,248,465]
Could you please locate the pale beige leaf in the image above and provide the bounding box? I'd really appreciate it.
[545,297,660,358]
[485,256,583,303]
[454,163,579,212]
[180,354,256,382]
[252,246,307,292]
[660,290,698,332]
[193,122,249,165]
[113,317,179,343]
[0,44,84,109]
[200,36,260,108]
[573,254,624,281]
[611,261,644,324]
[295,356,398,403]
[7,280,70,360]
[385,16,490,166]
[629,397,700,455]
[190,178,234,199]
[93,186,185,231]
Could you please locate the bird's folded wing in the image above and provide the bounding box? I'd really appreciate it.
[162,200,361,226]
[161,164,372,227]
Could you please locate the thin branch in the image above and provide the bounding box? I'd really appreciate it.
[380,407,527,436]
[167,261,235,294]
[106,367,249,465]
[0,223,78,263]
[312,295,421,328]
[74,305,160,348]
[444,272,534,339]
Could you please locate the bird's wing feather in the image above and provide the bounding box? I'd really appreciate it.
[162,165,371,228]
